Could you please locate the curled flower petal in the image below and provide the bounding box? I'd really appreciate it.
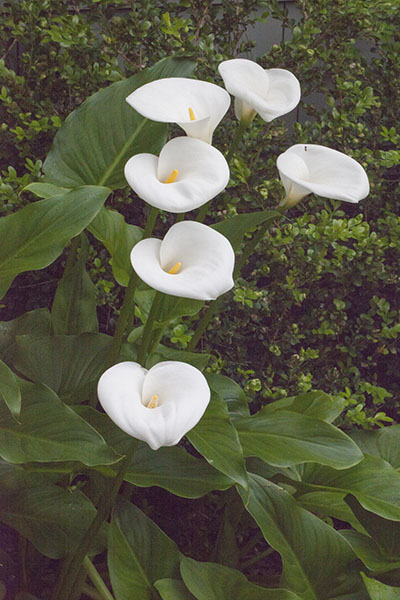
[218,58,301,123]
[98,361,210,450]
[276,144,370,208]
[124,137,230,213]
[130,221,235,301]
[126,77,230,144]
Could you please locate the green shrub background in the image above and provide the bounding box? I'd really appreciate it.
[1,0,399,427]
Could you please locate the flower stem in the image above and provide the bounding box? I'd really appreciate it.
[137,291,164,366]
[83,557,115,600]
[226,120,248,164]
[108,206,159,365]
[52,441,137,600]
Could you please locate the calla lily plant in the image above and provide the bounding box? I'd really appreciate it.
[98,361,210,451]
[130,220,235,301]
[277,144,370,208]
[218,58,301,124]
[126,77,230,144]
[124,136,230,213]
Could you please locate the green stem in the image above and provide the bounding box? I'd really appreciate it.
[108,207,159,365]
[175,213,185,223]
[52,441,137,600]
[226,120,248,164]
[137,291,164,366]
[82,584,103,600]
[83,557,115,600]
[196,200,210,224]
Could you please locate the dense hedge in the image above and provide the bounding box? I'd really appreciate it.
[1,0,399,427]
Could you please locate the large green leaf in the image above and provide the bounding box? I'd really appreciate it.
[0,464,105,559]
[88,208,143,286]
[344,494,400,556]
[236,410,362,469]
[0,186,109,300]
[180,556,301,600]
[43,57,195,189]
[0,381,118,465]
[0,359,21,418]
[292,457,400,521]
[77,406,233,498]
[13,333,111,400]
[108,499,180,600]
[0,309,52,362]
[239,474,364,600]
[187,392,248,490]
[212,210,282,251]
[154,579,196,600]
[125,444,233,498]
[206,373,250,417]
[146,344,210,372]
[341,529,400,572]
[262,391,345,423]
[361,573,400,599]
[51,233,98,334]
[350,426,400,470]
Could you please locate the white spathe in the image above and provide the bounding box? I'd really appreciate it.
[276,144,370,208]
[98,361,210,451]
[124,136,230,213]
[130,221,235,301]
[218,58,301,123]
[126,77,230,144]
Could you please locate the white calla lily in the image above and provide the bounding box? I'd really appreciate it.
[126,77,230,144]
[276,144,370,208]
[218,58,301,124]
[130,220,234,301]
[124,136,230,213]
[98,361,210,451]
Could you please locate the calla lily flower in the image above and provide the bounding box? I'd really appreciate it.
[218,58,301,124]
[276,144,370,208]
[126,77,230,144]
[124,136,230,213]
[130,220,235,301]
[98,361,210,451]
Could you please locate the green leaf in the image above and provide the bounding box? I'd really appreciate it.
[294,457,400,521]
[0,464,105,559]
[154,579,196,600]
[239,474,364,600]
[206,373,250,417]
[88,208,143,286]
[51,234,98,334]
[180,556,302,600]
[24,182,68,199]
[147,344,210,371]
[341,529,400,572]
[187,392,248,490]
[350,426,400,469]
[0,381,118,465]
[262,391,345,423]
[43,56,196,189]
[361,573,400,599]
[0,359,21,418]
[344,494,400,556]
[0,186,109,300]
[297,491,366,532]
[236,410,362,469]
[135,288,203,322]
[0,309,52,362]
[77,406,233,498]
[125,444,233,498]
[108,499,181,600]
[13,333,111,400]
[212,210,282,251]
